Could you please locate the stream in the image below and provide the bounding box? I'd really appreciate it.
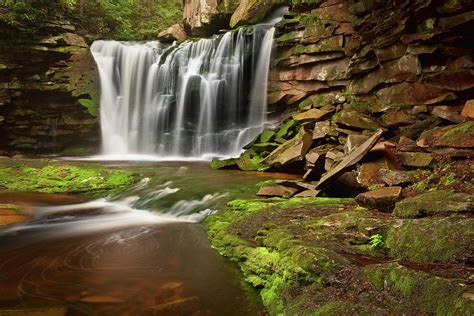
[0,161,292,315]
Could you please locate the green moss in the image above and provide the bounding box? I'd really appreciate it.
[275,120,297,139]
[78,98,98,117]
[204,197,354,315]
[0,164,137,194]
[438,121,473,143]
[364,263,474,315]
[60,146,94,156]
[385,216,474,262]
[393,190,473,218]
[210,158,238,170]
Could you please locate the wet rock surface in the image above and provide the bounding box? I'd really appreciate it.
[0,21,99,155]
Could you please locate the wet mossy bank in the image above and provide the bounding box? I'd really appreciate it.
[0,161,138,195]
[203,197,474,315]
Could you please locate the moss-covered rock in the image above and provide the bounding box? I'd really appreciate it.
[364,263,474,315]
[393,190,474,218]
[385,216,474,263]
[0,164,137,194]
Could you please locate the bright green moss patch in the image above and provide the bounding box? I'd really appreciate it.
[0,165,138,194]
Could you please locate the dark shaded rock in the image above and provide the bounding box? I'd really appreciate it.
[398,136,423,152]
[431,105,467,123]
[256,185,298,198]
[379,169,415,186]
[393,190,474,218]
[417,121,474,148]
[356,186,402,212]
[424,69,474,92]
[396,152,435,167]
[275,180,317,191]
[316,129,383,189]
[399,116,442,139]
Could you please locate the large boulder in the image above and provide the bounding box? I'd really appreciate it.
[157,24,187,42]
[230,0,280,28]
[183,0,240,36]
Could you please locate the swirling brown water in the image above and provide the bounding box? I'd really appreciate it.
[0,161,292,316]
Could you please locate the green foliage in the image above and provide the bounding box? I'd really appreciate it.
[369,234,384,250]
[0,0,183,40]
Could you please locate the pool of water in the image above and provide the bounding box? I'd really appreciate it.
[0,160,294,315]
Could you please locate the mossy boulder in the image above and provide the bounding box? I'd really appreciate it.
[393,190,474,218]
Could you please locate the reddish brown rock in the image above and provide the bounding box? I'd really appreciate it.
[397,136,422,152]
[355,187,402,212]
[256,185,299,198]
[375,82,456,106]
[350,54,420,94]
[431,105,467,123]
[417,121,474,148]
[357,158,393,188]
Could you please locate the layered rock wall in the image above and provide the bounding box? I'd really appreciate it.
[270,0,474,115]
[0,21,99,155]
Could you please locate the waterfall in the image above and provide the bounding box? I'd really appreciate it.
[91,11,286,159]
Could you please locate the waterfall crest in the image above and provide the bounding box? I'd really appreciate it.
[91,15,284,159]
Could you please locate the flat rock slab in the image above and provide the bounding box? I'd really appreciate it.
[256,185,299,198]
[396,152,434,167]
[292,108,332,122]
[356,186,402,212]
[393,190,474,218]
[316,129,383,189]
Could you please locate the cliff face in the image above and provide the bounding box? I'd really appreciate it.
[0,20,99,155]
[269,0,474,114]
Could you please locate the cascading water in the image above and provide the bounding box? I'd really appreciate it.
[91,9,286,159]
